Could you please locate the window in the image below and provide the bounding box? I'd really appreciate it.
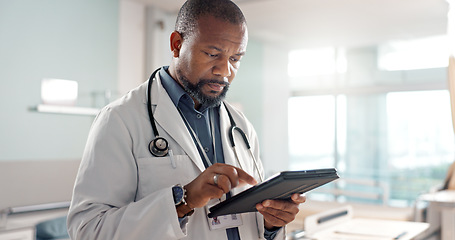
[289,91,454,206]
[288,95,337,170]
[386,91,454,205]
[288,40,454,207]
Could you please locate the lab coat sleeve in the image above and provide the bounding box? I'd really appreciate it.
[67,107,186,240]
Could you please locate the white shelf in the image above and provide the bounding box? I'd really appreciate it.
[30,104,99,116]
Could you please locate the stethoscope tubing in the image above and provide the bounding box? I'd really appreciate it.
[147,68,161,138]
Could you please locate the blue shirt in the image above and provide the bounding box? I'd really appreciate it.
[159,67,278,240]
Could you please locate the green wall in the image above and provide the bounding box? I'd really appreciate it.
[227,38,264,143]
[0,0,119,160]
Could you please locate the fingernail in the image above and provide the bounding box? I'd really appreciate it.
[256,204,263,210]
[263,201,270,207]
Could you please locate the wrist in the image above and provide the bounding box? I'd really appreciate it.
[264,221,278,231]
[176,202,194,218]
[172,184,194,217]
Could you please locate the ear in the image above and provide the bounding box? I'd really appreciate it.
[170,31,183,58]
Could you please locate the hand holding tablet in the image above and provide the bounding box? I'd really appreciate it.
[208,168,339,218]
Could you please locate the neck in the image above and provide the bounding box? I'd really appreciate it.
[193,99,202,110]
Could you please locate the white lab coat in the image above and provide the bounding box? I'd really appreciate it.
[67,73,285,240]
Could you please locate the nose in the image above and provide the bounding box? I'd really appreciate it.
[212,58,232,79]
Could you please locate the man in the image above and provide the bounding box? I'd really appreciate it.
[67,0,305,239]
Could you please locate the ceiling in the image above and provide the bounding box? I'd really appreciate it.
[127,0,449,49]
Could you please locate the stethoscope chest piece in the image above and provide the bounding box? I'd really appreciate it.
[149,137,169,157]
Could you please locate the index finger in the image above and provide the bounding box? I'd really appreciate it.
[234,166,258,186]
[213,164,258,188]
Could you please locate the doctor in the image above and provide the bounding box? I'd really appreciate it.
[67,0,306,239]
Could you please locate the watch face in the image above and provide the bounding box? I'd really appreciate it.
[172,185,185,205]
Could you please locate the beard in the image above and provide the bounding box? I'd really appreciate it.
[177,70,230,109]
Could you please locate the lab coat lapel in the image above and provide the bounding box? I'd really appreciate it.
[150,75,206,172]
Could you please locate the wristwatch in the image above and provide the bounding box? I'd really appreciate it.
[172,184,194,217]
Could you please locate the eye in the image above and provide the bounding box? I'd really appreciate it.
[230,57,240,62]
[205,52,218,58]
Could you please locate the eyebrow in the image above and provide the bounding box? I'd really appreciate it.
[208,45,246,57]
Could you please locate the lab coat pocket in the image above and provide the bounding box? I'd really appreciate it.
[136,154,198,200]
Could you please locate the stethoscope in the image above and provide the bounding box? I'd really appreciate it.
[146,68,264,182]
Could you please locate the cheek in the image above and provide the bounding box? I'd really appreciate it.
[176,54,190,73]
[176,55,199,80]
[228,67,237,81]
[183,54,209,73]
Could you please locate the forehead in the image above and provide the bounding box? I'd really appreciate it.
[190,15,248,52]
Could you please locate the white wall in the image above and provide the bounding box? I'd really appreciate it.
[118,0,146,95]
[144,6,175,74]
[260,43,291,177]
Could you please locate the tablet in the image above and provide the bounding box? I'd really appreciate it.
[207,168,339,218]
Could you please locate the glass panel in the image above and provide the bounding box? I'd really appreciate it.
[288,95,336,170]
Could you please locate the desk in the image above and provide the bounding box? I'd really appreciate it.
[308,218,429,240]
[303,205,429,240]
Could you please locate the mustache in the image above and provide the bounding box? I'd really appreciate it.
[199,79,230,87]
